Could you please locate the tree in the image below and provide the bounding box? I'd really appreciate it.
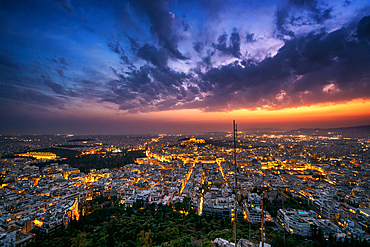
[137,230,153,247]
[71,232,92,247]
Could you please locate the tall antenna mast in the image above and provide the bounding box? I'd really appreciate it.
[261,197,265,247]
[233,120,238,245]
[283,193,285,247]
[261,158,265,247]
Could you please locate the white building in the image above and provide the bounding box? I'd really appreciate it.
[277,209,314,237]
[214,238,235,247]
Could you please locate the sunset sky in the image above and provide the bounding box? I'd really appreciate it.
[1,0,370,135]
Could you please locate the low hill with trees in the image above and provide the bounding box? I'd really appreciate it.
[28,197,369,247]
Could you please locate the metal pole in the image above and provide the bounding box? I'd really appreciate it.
[261,197,264,247]
[249,219,251,243]
[283,194,285,247]
[233,120,237,245]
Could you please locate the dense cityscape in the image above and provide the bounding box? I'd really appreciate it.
[0,129,369,246]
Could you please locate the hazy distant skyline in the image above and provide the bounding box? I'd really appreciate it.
[1,0,370,135]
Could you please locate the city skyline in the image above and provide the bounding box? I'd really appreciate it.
[1,129,369,246]
[1,0,370,135]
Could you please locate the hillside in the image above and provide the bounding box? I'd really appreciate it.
[27,198,369,247]
[289,125,370,138]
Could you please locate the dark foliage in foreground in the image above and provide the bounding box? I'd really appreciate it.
[28,197,369,247]
[35,150,145,173]
[63,150,146,173]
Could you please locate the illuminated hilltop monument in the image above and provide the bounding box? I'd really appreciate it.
[16,152,57,160]
[181,138,206,145]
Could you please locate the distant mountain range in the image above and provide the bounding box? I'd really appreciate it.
[288,125,370,138]
[241,128,284,133]
[240,125,370,138]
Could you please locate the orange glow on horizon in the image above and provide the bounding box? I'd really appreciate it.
[136,98,370,122]
[51,98,370,132]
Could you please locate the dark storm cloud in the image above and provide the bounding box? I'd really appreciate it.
[132,0,188,60]
[103,63,189,111]
[73,68,114,99]
[276,7,294,37]
[57,69,64,77]
[108,42,122,54]
[213,29,241,58]
[59,57,68,65]
[188,85,199,95]
[275,0,333,37]
[289,0,320,11]
[246,33,256,43]
[137,44,168,69]
[42,75,78,97]
[126,36,140,52]
[2,0,370,124]
[193,42,204,53]
[343,0,351,7]
[214,33,228,53]
[182,20,189,32]
[202,50,216,65]
[105,13,369,114]
[230,29,241,58]
[289,0,333,23]
[108,41,133,66]
[126,65,186,94]
[356,16,370,40]
[149,67,187,87]
[182,15,189,32]
[190,16,370,111]
[43,76,67,95]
